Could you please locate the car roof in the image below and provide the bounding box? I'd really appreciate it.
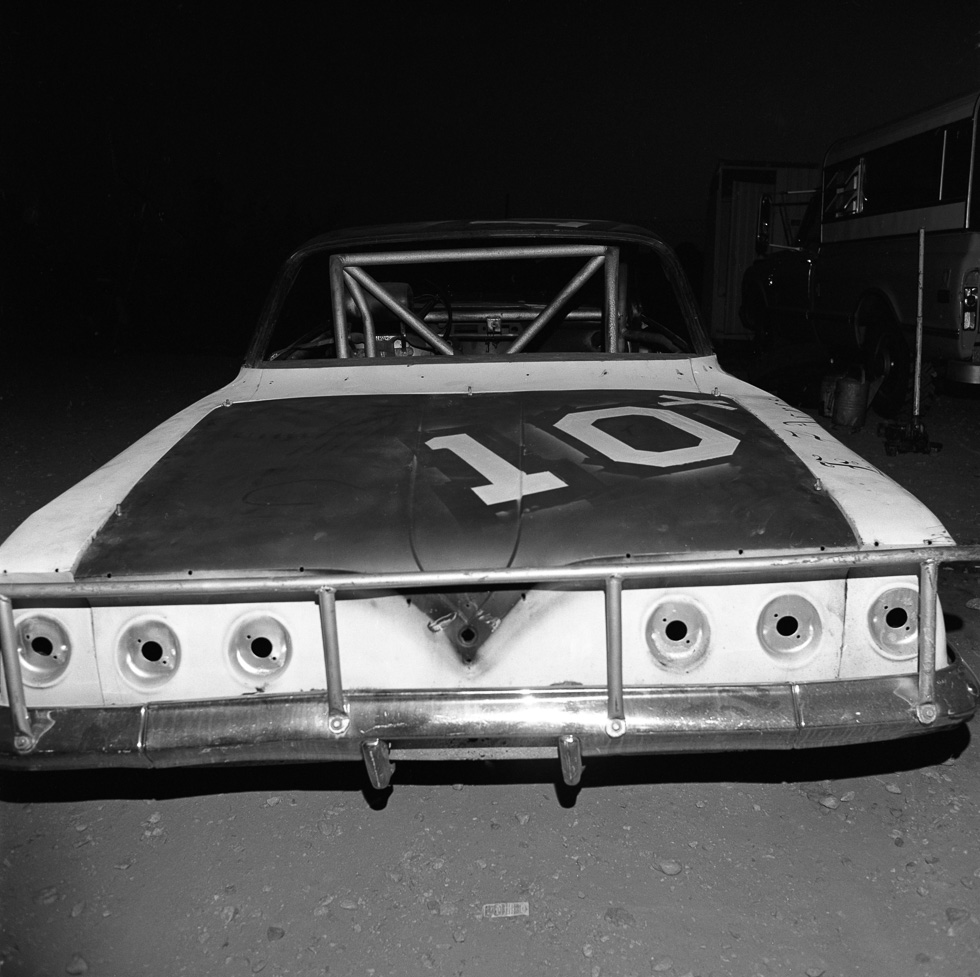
[294,219,672,254]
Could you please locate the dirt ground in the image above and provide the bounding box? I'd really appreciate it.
[1,356,979,977]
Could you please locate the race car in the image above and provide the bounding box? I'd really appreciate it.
[1,220,977,787]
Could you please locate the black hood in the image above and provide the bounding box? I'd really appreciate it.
[74,390,856,579]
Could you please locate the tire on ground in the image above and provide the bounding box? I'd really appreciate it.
[864,318,909,418]
[859,299,936,419]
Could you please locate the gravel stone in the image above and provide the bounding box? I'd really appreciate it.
[34,887,59,905]
[603,906,636,927]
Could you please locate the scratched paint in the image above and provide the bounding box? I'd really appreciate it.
[733,396,953,548]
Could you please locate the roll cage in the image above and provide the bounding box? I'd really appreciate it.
[328,243,622,358]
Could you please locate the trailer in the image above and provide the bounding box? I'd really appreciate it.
[705,161,818,345]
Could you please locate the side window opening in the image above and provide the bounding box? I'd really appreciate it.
[824,159,865,220]
[941,117,973,203]
[825,118,975,222]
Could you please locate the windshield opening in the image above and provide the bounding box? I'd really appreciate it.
[255,238,700,362]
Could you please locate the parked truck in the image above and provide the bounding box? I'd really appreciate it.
[740,91,980,416]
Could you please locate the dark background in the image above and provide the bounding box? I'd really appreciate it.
[3,1,979,356]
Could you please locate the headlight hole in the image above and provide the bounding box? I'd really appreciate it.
[758,596,821,661]
[140,640,164,662]
[869,587,918,659]
[117,619,180,689]
[30,635,55,657]
[17,616,72,687]
[646,599,710,670]
[250,636,274,659]
[228,615,290,682]
[885,606,909,630]
[664,619,689,642]
[775,615,800,638]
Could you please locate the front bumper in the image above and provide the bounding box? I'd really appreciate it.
[2,659,976,784]
[4,545,980,786]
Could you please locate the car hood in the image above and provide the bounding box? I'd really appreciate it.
[72,388,860,578]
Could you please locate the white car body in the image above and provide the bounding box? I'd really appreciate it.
[1,221,976,786]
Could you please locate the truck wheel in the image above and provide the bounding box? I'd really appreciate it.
[865,329,938,418]
[865,321,910,418]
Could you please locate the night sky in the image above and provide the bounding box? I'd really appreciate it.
[4,1,979,353]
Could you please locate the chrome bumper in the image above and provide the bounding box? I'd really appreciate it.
[2,660,976,785]
[4,545,980,786]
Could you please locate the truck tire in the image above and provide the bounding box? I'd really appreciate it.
[865,320,910,418]
[864,314,936,419]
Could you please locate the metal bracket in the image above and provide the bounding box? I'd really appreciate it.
[917,560,939,723]
[916,701,939,725]
[604,717,627,738]
[10,711,56,754]
[0,595,38,752]
[604,576,626,737]
[318,588,351,735]
[558,734,584,786]
[327,712,351,736]
[361,738,395,789]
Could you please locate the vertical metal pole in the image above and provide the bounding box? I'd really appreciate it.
[604,576,626,736]
[343,272,377,358]
[616,261,629,352]
[329,256,350,359]
[913,227,925,419]
[0,595,34,750]
[603,247,621,352]
[317,588,350,733]
[916,560,939,724]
